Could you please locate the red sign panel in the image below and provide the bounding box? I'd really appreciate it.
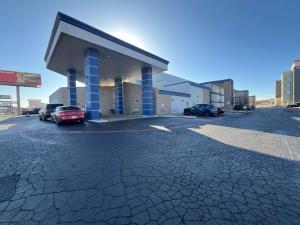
[0,70,41,87]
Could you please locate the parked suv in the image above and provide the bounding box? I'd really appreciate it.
[39,104,63,121]
[184,104,224,116]
[22,108,41,116]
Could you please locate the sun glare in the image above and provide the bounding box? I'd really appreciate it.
[111,31,145,49]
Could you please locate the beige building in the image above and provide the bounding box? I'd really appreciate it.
[234,90,249,106]
[202,83,224,107]
[49,82,210,115]
[256,99,275,108]
[27,99,44,109]
[281,71,293,105]
[291,60,300,103]
[275,60,300,106]
[275,80,282,106]
[200,79,234,111]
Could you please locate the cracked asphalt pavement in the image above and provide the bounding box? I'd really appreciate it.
[0,107,299,225]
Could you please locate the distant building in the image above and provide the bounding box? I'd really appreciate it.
[281,71,293,105]
[276,60,300,106]
[49,87,86,107]
[234,90,249,106]
[275,80,282,106]
[153,73,210,113]
[199,79,234,110]
[256,99,275,107]
[249,95,256,107]
[291,60,300,103]
[27,99,44,109]
[201,82,224,107]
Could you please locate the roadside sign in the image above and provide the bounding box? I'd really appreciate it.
[0,70,41,87]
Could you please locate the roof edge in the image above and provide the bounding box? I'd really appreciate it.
[199,78,233,85]
[44,12,169,65]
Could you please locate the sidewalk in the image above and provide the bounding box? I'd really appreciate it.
[0,115,24,122]
[0,116,10,122]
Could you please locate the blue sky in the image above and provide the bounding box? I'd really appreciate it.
[1,0,300,106]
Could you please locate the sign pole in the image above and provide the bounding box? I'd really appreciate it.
[16,86,20,115]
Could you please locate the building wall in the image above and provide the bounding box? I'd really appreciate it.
[153,72,209,109]
[49,87,69,106]
[170,96,190,113]
[223,80,234,111]
[50,86,115,115]
[189,85,205,106]
[123,82,142,114]
[155,93,172,115]
[203,83,225,107]
[200,79,234,110]
[203,89,210,104]
[153,73,188,91]
[275,80,282,105]
[249,96,256,107]
[27,99,44,109]
[293,66,300,103]
[234,90,249,106]
[49,75,209,116]
[281,71,293,105]
[100,86,115,114]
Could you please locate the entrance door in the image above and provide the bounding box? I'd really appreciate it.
[171,96,188,114]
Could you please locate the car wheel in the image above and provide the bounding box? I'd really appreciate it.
[55,118,61,125]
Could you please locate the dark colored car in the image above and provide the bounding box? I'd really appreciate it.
[22,108,41,116]
[243,105,253,110]
[51,106,85,125]
[39,104,63,121]
[184,104,223,117]
[287,104,297,108]
[184,104,208,115]
[234,105,243,111]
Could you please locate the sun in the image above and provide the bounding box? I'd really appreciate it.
[111,31,145,49]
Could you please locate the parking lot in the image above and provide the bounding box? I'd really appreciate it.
[0,108,300,225]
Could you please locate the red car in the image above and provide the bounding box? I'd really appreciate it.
[51,106,85,125]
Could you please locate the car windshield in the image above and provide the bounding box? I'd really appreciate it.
[194,104,207,108]
[60,106,80,111]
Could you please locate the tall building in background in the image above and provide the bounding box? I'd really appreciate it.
[291,60,300,103]
[281,71,293,105]
[275,80,282,106]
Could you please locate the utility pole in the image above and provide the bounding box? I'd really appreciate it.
[16,86,20,115]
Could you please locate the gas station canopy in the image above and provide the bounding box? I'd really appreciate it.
[44,12,169,85]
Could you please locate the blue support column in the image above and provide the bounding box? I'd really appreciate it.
[84,48,100,120]
[67,69,77,106]
[141,66,154,115]
[114,78,123,114]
